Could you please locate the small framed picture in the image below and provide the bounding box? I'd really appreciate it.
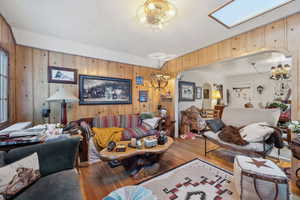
[48,66,77,84]
[136,76,144,85]
[195,87,202,99]
[179,81,195,101]
[139,90,148,102]
[203,89,210,99]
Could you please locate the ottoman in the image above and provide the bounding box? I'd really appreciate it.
[234,155,289,200]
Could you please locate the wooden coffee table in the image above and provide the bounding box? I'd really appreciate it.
[99,137,174,174]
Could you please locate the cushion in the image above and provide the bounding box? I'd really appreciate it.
[142,117,161,130]
[120,115,140,129]
[206,119,225,133]
[92,127,123,149]
[140,112,155,120]
[240,122,274,143]
[93,115,121,128]
[14,169,82,200]
[0,152,6,167]
[222,108,280,127]
[0,153,41,200]
[122,127,154,141]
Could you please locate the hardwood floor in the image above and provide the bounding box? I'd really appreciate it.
[79,138,297,200]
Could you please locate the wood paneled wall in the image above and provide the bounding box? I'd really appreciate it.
[0,15,16,127]
[162,12,300,121]
[15,46,161,124]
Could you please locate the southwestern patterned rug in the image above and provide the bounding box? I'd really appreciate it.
[139,158,237,200]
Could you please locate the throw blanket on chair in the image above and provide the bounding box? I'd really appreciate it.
[219,126,249,146]
[92,127,124,149]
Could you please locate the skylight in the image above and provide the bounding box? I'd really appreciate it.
[209,0,294,28]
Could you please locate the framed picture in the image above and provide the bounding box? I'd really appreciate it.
[136,76,144,85]
[203,89,210,99]
[79,75,132,105]
[48,66,77,84]
[139,90,148,102]
[195,87,202,99]
[179,81,195,101]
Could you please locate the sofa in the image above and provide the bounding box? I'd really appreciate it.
[203,108,282,157]
[77,114,160,162]
[0,137,82,200]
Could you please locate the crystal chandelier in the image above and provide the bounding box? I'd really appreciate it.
[137,0,177,29]
[270,64,291,80]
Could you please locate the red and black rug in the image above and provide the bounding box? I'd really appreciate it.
[139,158,237,200]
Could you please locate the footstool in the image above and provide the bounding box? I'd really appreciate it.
[234,155,289,200]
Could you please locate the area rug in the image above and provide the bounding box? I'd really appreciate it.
[139,158,237,200]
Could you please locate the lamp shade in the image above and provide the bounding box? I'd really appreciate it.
[47,88,78,103]
[212,90,221,100]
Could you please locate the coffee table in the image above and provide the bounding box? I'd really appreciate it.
[99,136,174,174]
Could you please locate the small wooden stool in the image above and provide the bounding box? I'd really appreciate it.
[234,155,289,200]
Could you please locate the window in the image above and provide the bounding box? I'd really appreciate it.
[209,0,294,28]
[0,50,9,125]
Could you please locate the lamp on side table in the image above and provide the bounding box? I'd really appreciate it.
[47,88,78,125]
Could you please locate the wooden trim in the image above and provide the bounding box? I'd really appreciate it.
[0,47,10,130]
[208,0,295,29]
[0,13,16,44]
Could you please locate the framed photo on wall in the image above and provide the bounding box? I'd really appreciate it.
[203,89,210,99]
[195,87,202,99]
[179,81,195,101]
[139,90,148,102]
[79,75,132,105]
[48,66,77,84]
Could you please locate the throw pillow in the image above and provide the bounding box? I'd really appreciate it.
[239,122,274,143]
[140,112,155,120]
[142,117,161,130]
[0,153,41,200]
[206,119,225,133]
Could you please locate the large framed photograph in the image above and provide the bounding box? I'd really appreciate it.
[79,75,132,105]
[195,87,202,99]
[179,81,195,101]
[48,66,77,84]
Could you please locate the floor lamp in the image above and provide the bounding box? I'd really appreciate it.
[47,88,78,125]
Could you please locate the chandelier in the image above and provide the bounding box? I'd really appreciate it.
[137,0,177,29]
[270,64,291,80]
[150,72,171,90]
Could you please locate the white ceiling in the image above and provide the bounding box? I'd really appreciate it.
[186,52,292,77]
[1,0,299,68]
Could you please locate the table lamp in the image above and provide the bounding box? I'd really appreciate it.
[212,90,222,105]
[46,88,78,125]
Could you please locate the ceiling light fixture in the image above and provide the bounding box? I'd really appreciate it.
[137,0,177,29]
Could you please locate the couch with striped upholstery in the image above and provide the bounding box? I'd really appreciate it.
[92,114,158,140]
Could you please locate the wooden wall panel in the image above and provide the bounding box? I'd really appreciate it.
[161,12,300,123]
[0,15,16,127]
[15,46,160,124]
[16,46,33,122]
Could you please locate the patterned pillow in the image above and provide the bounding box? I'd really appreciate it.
[0,153,41,200]
[122,127,154,141]
[120,115,141,129]
[93,115,121,128]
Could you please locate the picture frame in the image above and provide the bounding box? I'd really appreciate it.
[195,87,202,99]
[139,90,148,102]
[79,75,132,105]
[179,81,195,101]
[136,76,144,85]
[203,89,210,99]
[48,66,77,84]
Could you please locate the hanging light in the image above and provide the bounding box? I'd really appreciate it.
[150,72,171,90]
[270,64,291,80]
[137,0,177,30]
